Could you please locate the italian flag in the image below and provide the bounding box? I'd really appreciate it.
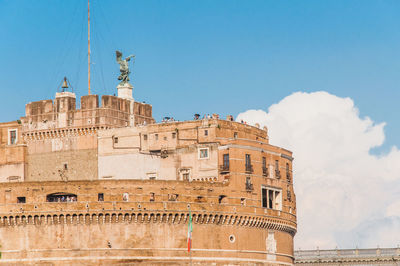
[187,209,193,252]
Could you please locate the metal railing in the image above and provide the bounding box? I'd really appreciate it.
[275,170,281,179]
[219,164,230,173]
[245,164,253,173]
[295,248,400,261]
[262,167,268,177]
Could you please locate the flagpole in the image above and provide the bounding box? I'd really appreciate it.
[188,205,192,266]
[87,0,91,95]
[190,242,192,266]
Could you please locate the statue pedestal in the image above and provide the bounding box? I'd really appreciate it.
[117,82,135,126]
[117,82,134,100]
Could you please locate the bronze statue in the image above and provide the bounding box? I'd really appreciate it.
[116,50,135,85]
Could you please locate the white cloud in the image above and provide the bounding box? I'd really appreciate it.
[236,91,400,249]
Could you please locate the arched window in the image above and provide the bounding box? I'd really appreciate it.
[46,193,77,202]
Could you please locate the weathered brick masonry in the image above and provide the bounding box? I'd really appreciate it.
[0,88,296,265]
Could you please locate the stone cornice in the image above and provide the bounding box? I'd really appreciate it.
[0,210,297,236]
[22,126,111,141]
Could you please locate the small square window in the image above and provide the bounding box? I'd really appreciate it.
[218,195,227,204]
[199,148,209,159]
[113,137,118,144]
[180,168,191,181]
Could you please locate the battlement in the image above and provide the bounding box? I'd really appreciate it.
[21,92,154,133]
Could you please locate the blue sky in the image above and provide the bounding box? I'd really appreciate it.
[0,0,399,151]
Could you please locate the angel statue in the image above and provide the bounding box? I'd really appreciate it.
[116,50,135,85]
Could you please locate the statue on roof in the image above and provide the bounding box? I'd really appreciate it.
[116,50,135,85]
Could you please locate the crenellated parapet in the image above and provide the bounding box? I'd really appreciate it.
[21,92,154,134]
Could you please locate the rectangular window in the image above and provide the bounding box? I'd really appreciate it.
[245,154,252,172]
[261,187,282,211]
[268,190,274,208]
[246,176,254,190]
[98,193,104,202]
[262,157,267,176]
[287,185,292,202]
[204,129,208,136]
[234,132,238,139]
[8,129,17,145]
[180,168,191,181]
[275,160,281,178]
[262,189,267,208]
[168,194,178,201]
[286,163,290,182]
[150,192,155,202]
[199,148,209,159]
[155,134,158,140]
[172,132,176,139]
[246,154,251,167]
[183,173,189,181]
[113,137,118,144]
[223,153,229,167]
[143,134,148,141]
[17,197,26,203]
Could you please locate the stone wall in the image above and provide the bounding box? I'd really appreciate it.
[0,121,26,182]
[0,179,296,265]
[98,124,219,181]
[24,129,98,181]
[0,91,296,264]
[21,92,154,132]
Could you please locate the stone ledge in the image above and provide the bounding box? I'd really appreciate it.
[0,210,297,235]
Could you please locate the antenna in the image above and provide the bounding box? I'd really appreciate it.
[88,0,91,95]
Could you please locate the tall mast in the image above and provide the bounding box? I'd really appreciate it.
[88,0,91,95]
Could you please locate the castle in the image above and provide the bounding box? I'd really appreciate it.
[0,75,297,264]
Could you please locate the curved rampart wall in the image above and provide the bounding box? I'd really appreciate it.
[0,180,296,265]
